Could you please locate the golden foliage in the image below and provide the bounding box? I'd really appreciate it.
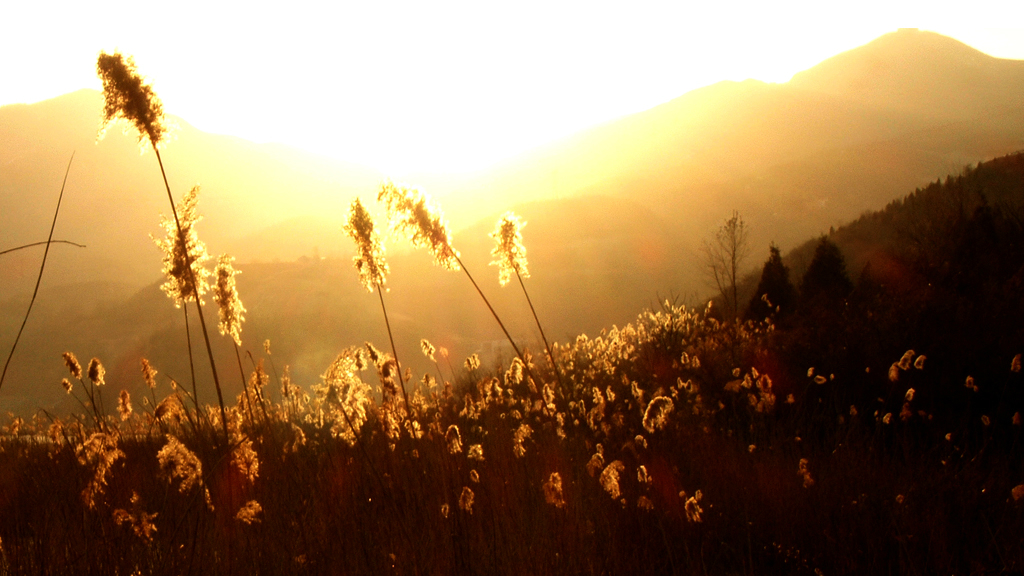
[213,254,246,345]
[489,211,529,286]
[343,197,389,292]
[153,186,211,307]
[377,181,459,270]
[96,51,167,147]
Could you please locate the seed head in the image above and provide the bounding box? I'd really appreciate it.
[600,461,626,499]
[343,197,389,292]
[117,390,132,421]
[420,339,436,362]
[96,51,167,148]
[1013,484,1024,502]
[445,425,463,454]
[315,348,373,446]
[236,500,262,525]
[489,211,529,286]
[63,352,82,379]
[141,358,158,389]
[87,358,105,386]
[157,435,204,494]
[112,491,158,542]
[543,472,566,508]
[888,363,900,382]
[459,486,475,513]
[512,423,533,458]
[154,394,185,424]
[643,396,674,433]
[232,439,260,484]
[76,432,124,509]
[153,186,211,307]
[212,254,246,345]
[378,181,459,270]
[684,490,704,522]
[798,458,815,487]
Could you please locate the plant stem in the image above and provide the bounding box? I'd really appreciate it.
[236,343,272,433]
[375,283,411,414]
[0,153,74,394]
[453,255,538,389]
[182,306,200,412]
[515,269,563,387]
[153,146,229,444]
[0,240,85,256]
[234,343,258,426]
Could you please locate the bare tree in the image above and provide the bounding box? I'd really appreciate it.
[702,210,750,319]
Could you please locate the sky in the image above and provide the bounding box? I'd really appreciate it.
[3,1,1024,176]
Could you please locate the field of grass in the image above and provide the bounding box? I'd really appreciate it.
[2,303,1023,575]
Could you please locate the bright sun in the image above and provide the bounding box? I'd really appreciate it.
[2,1,1024,176]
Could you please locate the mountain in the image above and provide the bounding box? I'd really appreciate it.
[2,29,1024,411]
[431,29,1024,268]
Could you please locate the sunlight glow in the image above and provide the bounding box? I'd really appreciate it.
[2,1,1023,176]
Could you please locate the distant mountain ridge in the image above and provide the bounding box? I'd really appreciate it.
[432,29,1024,259]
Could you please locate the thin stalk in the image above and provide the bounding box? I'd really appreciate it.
[0,153,74,393]
[181,307,211,442]
[0,240,85,256]
[376,283,411,414]
[95,385,107,429]
[453,255,537,388]
[78,376,105,433]
[234,344,258,427]
[236,343,272,433]
[514,269,563,387]
[182,306,200,413]
[153,146,229,444]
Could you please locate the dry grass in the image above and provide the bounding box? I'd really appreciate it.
[0,302,1021,574]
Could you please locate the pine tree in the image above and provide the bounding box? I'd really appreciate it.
[744,244,795,322]
[800,236,853,308]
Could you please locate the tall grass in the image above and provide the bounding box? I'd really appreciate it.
[2,300,1022,574]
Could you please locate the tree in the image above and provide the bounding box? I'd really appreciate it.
[744,244,795,322]
[702,211,750,319]
[800,236,853,309]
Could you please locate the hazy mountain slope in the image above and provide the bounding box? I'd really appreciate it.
[434,29,1024,269]
[789,28,1024,123]
[0,89,383,290]
[782,151,1024,288]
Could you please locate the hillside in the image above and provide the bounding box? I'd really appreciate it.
[433,29,1024,262]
